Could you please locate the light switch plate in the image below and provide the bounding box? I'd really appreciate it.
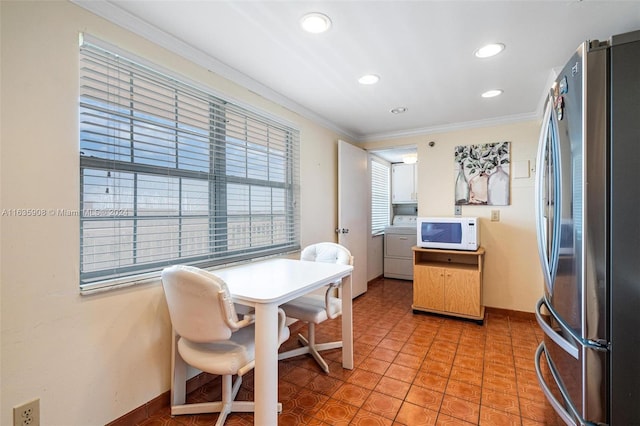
[491,210,500,222]
[514,160,530,179]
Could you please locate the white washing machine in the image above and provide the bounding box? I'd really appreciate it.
[384,215,417,280]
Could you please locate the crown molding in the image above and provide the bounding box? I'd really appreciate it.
[359,111,541,143]
[71,0,357,141]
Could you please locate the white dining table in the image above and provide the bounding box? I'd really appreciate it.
[170,258,354,425]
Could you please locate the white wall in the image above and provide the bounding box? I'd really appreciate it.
[359,121,545,313]
[0,1,350,424]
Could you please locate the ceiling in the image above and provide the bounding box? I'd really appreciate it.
[75,1,639,145]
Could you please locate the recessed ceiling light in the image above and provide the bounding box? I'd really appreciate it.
[300,12,332,34]
[481,89,503,98]
[358,74,380,85]
[475,43,505,58]
[390,107,407,114]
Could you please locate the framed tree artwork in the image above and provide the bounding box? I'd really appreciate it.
[454,142,510,205]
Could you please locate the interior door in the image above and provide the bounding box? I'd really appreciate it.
[338,140,368,298]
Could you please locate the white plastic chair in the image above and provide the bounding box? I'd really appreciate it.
[161,265,290,425]
[278,242,353,373]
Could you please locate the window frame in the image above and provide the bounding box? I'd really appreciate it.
[78,34,300,293]
[370,156,391,236]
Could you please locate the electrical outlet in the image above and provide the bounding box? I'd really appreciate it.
[13,399,39,426]
[454,205,462,215]
[491,210,500,222]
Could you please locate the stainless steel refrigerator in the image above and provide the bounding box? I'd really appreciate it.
[534,30,640,425]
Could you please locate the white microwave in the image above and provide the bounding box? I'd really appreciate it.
[416,217,479,251]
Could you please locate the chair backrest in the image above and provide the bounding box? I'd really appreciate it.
[300,242,353,266]
[161,265,238,343]
[300,243,353,319]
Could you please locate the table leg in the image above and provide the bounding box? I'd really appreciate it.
[253,302,279,425]
[341,274,354,369]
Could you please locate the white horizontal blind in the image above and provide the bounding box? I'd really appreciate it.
[371,159,390,235]
[79,38,300,291]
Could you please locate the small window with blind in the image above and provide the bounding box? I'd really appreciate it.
[371,158,390,235]
[79,35,300,293]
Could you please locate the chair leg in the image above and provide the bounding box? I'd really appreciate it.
[279,322,343,373]
[278,345,310,360]
[278,323,313,361]
[315,341,343,351]
[305,323,329,373]
[218,374,267,425]
[308,347,330,373]
[298,323,342,373]
[215,375,236,426]
[171,374,260,420]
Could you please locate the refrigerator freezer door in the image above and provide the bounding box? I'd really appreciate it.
[535,296,608,425]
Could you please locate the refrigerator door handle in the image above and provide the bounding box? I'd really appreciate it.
[534,343,577,425]
[535,99,553,292]
[536,297,609,358]
[535,297,580,359]
[535,97,562,293]
[535,343,600,426]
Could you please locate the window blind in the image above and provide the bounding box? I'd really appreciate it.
[371,159,390,235]
[79,36,300,292]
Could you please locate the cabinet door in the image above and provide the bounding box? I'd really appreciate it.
[392,163,416,203]
[413,265,444,310]
[444,269,480,316]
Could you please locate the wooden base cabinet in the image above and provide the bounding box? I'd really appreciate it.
[412,247,485,322]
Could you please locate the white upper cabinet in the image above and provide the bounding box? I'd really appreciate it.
[392,163,418,204]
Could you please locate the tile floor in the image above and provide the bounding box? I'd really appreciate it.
[137,278,564,425]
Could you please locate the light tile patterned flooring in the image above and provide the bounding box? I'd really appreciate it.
[138,278,564,425]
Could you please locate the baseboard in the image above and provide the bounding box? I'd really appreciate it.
[484,306,535,320]
[367,274,384,284]
[106,372,216,426]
